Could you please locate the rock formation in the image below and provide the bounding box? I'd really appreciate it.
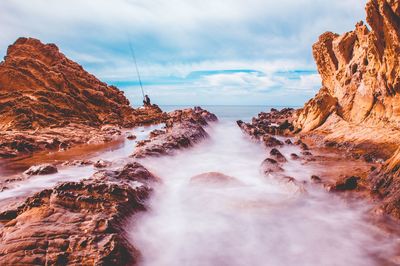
[293,0,400,153]
[0,37,166,158]
[0,162,156,265]
[133,107,217,158]
[292,0,400,218]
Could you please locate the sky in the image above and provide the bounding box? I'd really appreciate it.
[0,0,367,106]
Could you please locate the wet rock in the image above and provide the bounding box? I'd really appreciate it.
[149,129,165,139]
[290,153,300,160]
[270,148,287,163]
[133,108,216,158]
[262,135,284,147]
[328,176,359,192]
[301,151,313,156]
[310,175,322,183]
[62,160,94,167]
[94,160,112,169]
[261,158,284,175]
[285,139,293,145]
[0,162,156,265]
[126,133,137,140]
[237,108,295,139]
[24,164,58,175]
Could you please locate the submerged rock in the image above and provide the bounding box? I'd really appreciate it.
[261,158,284,175]
[190,172,242,186]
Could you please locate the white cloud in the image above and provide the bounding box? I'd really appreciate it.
[0,0,365,105]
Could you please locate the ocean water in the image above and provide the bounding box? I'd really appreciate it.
[128,106,399,266]
[1,105,398,265]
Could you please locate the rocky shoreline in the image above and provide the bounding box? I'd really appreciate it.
[0,107,218,265]
[2,0,400,264]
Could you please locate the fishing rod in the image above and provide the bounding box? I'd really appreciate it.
[128,40,145,100]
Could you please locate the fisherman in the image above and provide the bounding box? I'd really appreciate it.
[143,94,151,106]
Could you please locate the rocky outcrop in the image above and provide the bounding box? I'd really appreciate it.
[293,0,400,152]
[0,162,156,265]
[133,107,217,158]
[0,37,163,130]
[0,37,166,158]
[291,0,400,218]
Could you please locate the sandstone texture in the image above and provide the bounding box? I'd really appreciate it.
[288,0,400,218]
[293,0,400,153]
[0,162,156,265]
[0,37,166,158]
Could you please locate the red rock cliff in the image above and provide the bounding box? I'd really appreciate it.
[0,37,139,130]
[293,0,400,218]
[294,0,400,153]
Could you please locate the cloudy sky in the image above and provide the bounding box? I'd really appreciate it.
[0,0,366,106]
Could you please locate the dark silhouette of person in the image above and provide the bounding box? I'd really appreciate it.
[143,94,151,106]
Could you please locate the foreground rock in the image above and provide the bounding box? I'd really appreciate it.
[0,162,156,265]
[0,37,166,158]
[133,107,217,158]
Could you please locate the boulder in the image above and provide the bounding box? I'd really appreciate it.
[24,164,58,175]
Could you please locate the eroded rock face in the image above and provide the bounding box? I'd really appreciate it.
[291,0,400,218]
[133,107,217,158]
[0,38,167,158]
[0,162,156,265]
[0,37,165,130]
[293,0,400,148]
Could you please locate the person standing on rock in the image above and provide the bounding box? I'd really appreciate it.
[143,94,151,107]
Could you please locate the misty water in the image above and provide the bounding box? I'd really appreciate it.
[130,108,398,266]
[0,106,398,265]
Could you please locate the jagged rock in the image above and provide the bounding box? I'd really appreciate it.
[126,133,137,140]
[149,129,165,139]
[0,162,156,265]
[133,108,216,158]
[237,108,295,138]
[0,37,166,158]
[62,160,94,167]
[327,176,360,192]
[262,135,284,147]
[24,164,58,175]
[310,175,322,183]
[94,160,112,169]
[261,158,284,175]
[270,148,287,163]
[293,0,400,150]
[285,139,293,145]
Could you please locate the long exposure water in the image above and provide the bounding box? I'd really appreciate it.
[129,106,398,266]
[0,106,398,265]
